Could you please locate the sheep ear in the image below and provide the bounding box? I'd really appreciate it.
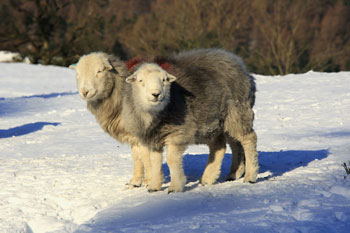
[104,59,114,71]
[167,74,177,82]
[126,75,137,83]
[69,64,76,69]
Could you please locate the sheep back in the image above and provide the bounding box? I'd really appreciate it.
[124,49,256,150]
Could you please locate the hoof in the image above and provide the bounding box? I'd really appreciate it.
[148,189,159,193]
[226,177,235,182]
[243,178,257,183]
[125,183,141,189]
[200,180,215,186]
[168,186,184,193]
[243,172,257,183]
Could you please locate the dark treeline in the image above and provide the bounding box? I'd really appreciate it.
[0,0,349,75]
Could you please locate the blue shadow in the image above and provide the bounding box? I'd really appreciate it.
[321,131,350,138]
[162,149,329,183]
[20,91,78,99]
[78,149,332,233]
[0,122,60,138]
[258,149,329,177]
[0,91,78,116]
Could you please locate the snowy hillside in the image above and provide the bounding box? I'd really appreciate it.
[0,62,349,233]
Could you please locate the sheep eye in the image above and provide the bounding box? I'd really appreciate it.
[111,68,119,74]
[139,80,143,82]
[97,68,107,74]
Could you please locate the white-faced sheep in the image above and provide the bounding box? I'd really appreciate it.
[70,52,152,187]
[122,48,258,192]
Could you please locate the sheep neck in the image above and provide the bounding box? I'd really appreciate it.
[87,78,126,142]
[122,90,163,142]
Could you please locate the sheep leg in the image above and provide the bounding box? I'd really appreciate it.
[139,146,152,187]
[167,144,187,193]
[147,149,164,192]
[200,135,226,185]
[132,144,152,186]
[128,144,145,187]
[240,131,259,183]
[226,139,245,181]
[225,107,258,183]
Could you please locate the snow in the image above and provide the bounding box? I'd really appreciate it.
[0,51,21,63]
[0,62,349,233]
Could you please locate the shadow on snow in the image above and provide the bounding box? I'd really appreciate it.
[161,149,329,184]
[0,122,60,138]
[0,91,77,100]
[78,149,330,233]
[19,91,78,99]
[0,91,77,116]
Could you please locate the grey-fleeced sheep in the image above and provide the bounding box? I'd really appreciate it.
[122,48,258,192]
[70,52,152,188]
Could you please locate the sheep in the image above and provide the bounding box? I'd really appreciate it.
[122,48,258,192]
[70,52,152,188]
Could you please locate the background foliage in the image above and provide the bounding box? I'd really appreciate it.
[1,0,349,75]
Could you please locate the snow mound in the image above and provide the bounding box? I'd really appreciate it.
[330,185,350,199]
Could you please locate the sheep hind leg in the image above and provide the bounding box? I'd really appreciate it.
[224,107,258,183]
[166,144,187,193]
[200,135,226,185]
[128,144,145,188]
[240,131,259,183]
[226,138,245,181]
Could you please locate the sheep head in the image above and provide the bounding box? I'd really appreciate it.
[71,52,121,102]
[126,63,176,112]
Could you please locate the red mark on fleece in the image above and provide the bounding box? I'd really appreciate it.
[159,62,171,71]
[124,57,143,71]
[125,57,172,72]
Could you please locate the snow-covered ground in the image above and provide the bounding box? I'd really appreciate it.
[0,62,349,233]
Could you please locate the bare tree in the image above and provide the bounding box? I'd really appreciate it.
[248,0,318,75]
[310,0,350,71]
[1,0,349,74]
[0,0,118,65]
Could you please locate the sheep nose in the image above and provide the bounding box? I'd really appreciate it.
[152,92,160,98]
[81,89,89,98]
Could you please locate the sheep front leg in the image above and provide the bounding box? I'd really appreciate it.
[134,144,152,186]
[201,135,226,185]
[147,149,164,192]
[167,144,187,193]
[128,144,145,187]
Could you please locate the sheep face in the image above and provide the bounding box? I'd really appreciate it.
[126,64,176,112]
[73,53,116,102]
